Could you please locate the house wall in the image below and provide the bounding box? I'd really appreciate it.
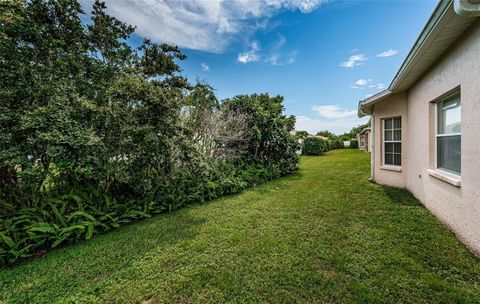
[406,20,480,255]
[372,93,407,189]
[367,130,373,153]
[371,21,480,255]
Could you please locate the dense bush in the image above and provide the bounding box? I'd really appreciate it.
[350,139,359,149]
[302,137,329,155]
[328,140,345,150]
[0,0,299,266]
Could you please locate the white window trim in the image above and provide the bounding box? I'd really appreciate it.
[382,117,402,168]
[434,93,461,177]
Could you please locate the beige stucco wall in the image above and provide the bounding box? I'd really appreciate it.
[372,93,407,189]
[371,20,480,255]
[368,130,373,153]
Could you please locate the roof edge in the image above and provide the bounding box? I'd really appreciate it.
[358,89,392,117]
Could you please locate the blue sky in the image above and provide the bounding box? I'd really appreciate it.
[81,0,438,134]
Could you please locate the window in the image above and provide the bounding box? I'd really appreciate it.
[383,117,401,166]
[436,93,461,175]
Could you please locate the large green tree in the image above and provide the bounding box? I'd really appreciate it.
[222,94,299,176]
[0,0,189,201]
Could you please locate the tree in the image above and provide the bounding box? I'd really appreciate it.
[349,123,370,137]
[222,94,299,175]
[0,0,189,199]
[316,130,337,139]
[294,131,309,139]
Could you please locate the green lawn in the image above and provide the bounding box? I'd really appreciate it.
[1,150,479,303]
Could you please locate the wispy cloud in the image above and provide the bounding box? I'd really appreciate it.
[296,104,368,134]
[351,79,385,90]
[377,49,398,57]
[80,0,329,53]
[312,105,357,119]
[295,114,369,134]
[264,35,297,65]
[201,62,210,71]
[369,83,385,89]
[238,41,260,63]
[238,51,260,64]
[239,35,297,65]
[354,79,372,86]
[339,54,367,68]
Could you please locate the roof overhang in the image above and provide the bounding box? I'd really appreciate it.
[358,89,392,116]
[358,0,480,117]
[358,127,371,136]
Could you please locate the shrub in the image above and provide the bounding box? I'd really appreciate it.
[328,140,345,150]
[350,139,359,149]
[303,137,329,155]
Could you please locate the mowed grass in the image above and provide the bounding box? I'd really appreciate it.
[1,150,480,303]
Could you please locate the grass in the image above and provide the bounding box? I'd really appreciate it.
[1,150,479,303]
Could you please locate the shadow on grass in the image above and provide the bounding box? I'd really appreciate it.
[381,186,423,207]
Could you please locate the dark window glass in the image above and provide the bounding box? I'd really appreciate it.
[385,143,393,153]
[394,129,401,141]
[394,143,401,154]
[394,154,401,166]
[385,153,393,165]
[437,136,461,174]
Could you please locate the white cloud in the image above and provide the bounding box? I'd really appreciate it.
[295,115,369,135]
[377,49,398,57]
[312,105,357,119]
[239,35,297,65]
[238,41,260,63]
[201,62,210,71]
[339,54,367,68]
[238,52,260,63]
[354,78,372,86]
[79,0,329,53]
[295,104,368,134]
[367,83,385,89]
[351,79,385,90]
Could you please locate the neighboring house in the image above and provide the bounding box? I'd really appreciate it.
[358,0,480,255]
[308,135,329,141]
[357,127,372,152]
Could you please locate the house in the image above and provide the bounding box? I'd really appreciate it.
[358,0,480,255]
[308,134,329,141]
[357,127,372,152]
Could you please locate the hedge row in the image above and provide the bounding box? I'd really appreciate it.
[302,137,361,155]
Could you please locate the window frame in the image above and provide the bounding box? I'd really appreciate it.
[434,92,461,176]
[382,116,402,167]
